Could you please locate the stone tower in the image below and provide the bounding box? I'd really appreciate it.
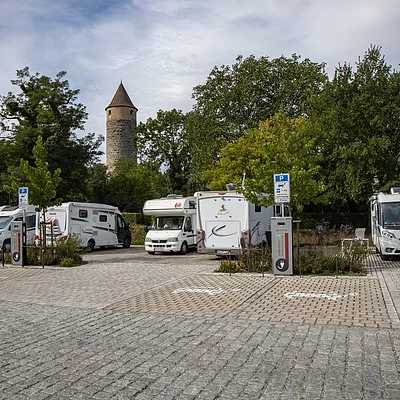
[105,82,138,172]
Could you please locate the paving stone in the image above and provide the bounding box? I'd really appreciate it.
[0,249,400,399]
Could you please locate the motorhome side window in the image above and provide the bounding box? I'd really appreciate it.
[79,210,88,218]
[99,215,107,222]
[255,205,261,213]
[26,215,36,229]
[117,215,125,228]
[377,204,382,225]
[185,217,192,231]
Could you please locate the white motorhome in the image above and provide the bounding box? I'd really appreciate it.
[370,188,400,260]
[143,195,197,255]
[0,205,37,250]
[195,189,275,256]
[36,202,131,250]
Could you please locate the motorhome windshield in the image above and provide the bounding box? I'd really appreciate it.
[152,216,184,230]
[0,216,12,230]
[382,202,400,228]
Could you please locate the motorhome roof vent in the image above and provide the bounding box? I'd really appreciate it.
[390,187,400,194]
[226,183,237,191]
[166,194,183,199]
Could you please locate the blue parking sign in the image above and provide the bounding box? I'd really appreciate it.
[275,174,289,182]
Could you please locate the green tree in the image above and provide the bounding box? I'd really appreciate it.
[108,159,166,212]
[190,54,327,171]
[204,112,324,211]
[0,139,13,204]
[136,109,193,194]
[86,163,111,205]
[4,136,62,213]
[0,67,103,200]
[308,45,400,210]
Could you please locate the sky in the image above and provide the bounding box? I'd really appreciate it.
[0,0,399,163]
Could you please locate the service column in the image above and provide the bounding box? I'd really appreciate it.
[271,217,293,275]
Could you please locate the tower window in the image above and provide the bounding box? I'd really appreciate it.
[108,110,111,116]
[130,110,133,115]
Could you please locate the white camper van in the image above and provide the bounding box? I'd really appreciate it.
[195,189,274,256]
[370,188,400,260]
[143,195,197,255]
[36,202,131,250]
[0,205,37,250]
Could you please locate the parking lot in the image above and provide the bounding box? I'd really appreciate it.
[0,246,400,399]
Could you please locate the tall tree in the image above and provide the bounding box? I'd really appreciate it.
[86,163,111,205]
[308,45,400,210]
[4,136,62,213]
[136,109,193,195]
[190,54,328,171]
[0,67,103,201]
[108,159,166,212]
[204,112,324,211]
[0,139,13,204]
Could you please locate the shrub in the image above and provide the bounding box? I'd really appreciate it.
[215,243,367,276]
[122,212,152,226]
[294,246,367,275]
[59,257,76,268]
[130,225,147,245]
[215,247,272,274]
[26,236,85,267]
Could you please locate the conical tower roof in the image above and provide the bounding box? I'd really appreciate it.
[106,82,138,110]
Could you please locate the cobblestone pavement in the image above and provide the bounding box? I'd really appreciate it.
[0,248,399,399]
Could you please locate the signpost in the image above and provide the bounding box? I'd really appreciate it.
[272,174,293,275]
[274,174,290,203]
[18,187,29,209]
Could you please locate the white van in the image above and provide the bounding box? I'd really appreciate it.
[142,195,197,255]
[0,205,37,250]
[370,188,400,260]
[195,190,274,256]
[36,202,131,250]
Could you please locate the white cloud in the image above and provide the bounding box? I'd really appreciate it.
[1,0,399,161]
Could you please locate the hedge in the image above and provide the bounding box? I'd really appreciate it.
[293,212,369,232]
[122,211,370,233]
[122,212,152,226]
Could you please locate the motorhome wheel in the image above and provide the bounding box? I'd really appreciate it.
[123,236,131,248]
[87,239,95,251]
[180,241,188,255]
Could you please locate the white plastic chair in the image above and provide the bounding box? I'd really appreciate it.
[341,228,368,251]
[354,228,366,241]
